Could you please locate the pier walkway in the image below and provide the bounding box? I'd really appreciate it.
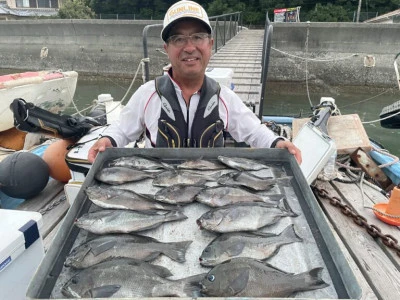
[208,29,264,116]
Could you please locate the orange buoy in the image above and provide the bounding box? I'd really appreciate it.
[373,186,400,226]
[42,139,74,183]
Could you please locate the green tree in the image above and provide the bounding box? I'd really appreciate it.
[59,0,95,19]
[307,3,351,22]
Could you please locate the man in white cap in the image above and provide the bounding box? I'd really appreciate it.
[88,0,301,163]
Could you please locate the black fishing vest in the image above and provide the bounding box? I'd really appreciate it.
[151,75,224,148]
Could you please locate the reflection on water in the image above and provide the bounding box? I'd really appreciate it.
[1,68,398,158]
[264,82,400,158]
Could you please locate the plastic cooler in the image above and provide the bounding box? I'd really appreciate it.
[205,67,234,89]
[0,209,44,300]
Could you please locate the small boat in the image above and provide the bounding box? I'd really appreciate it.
[0,70,78,132]
[379,100,400,128]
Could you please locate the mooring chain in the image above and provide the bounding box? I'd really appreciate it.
[312,186,400,257]
[39,195,67,216]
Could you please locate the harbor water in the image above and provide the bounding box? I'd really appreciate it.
[67,75,400,158]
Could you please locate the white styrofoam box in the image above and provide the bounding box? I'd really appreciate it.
[205,67,234,90]
[0,209,44,300]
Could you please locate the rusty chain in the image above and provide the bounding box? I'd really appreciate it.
[312,185,400,258]
[39,195,67,216]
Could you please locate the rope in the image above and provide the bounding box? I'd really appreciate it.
[271,47,358,62]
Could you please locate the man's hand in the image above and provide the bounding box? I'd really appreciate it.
[275,139,302,164]
[88,137,114,163]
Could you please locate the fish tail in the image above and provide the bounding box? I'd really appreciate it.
[163,241,192,262]
[279,224,303,243]
[296,267,329,292]
[278,197,298,217]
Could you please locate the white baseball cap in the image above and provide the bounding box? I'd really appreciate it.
[161,0,212,42]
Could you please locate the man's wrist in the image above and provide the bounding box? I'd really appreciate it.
[271,137,285,148]
[100,135,117,147]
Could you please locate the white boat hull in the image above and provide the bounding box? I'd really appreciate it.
[0,70,78,132]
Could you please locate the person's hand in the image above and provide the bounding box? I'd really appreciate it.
[275,139,302,164]
[88,137,114,163]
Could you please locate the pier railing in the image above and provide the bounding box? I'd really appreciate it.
[142,12,242,82]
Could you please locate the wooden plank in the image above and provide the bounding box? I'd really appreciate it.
[315,180,400,299]
[292,114,372,154]
[39,192,69,238]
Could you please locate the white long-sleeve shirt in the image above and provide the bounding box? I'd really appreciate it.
[103,75,280,148]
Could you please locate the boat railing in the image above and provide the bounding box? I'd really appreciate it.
[142,12,243,83]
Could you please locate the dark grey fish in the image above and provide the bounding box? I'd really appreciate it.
[95,166,156,185]
[199,224,302,266]
[200,257,329,297]
[195,186,281,207]
[152,170,214,187]
[154,185,205,204]
[196,199,297,233]
[62,258,205,298]
[176,158,226,170]
[108,155,171,170]
[75,209,187,234]
[64,233,192,269]
[217,156,270,171]
[217,171,278,191]
[85,186,178,211]
[62,259,204,298]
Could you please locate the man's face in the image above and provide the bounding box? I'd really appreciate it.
[164,19,213,82]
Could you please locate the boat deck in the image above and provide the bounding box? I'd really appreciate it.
[5,29,400,299]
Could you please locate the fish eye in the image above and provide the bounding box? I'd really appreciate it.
[207,274,215,282]
[71,277,78,284]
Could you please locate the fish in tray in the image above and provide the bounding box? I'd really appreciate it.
[95,166,157,185]
[75,209,187,234]
[196,199,298,233]
[217,155,270,171]
[64,233,192,269]
[152,169,216,187]
[195,185,282,207]
[62,257,205,298]
[107,154,172,170]
[176,158,227,170]
[152,184,205,204]
[199,224,303,266]
[217,171,290,191]
[85,185,179,211]
[200,257,329,297]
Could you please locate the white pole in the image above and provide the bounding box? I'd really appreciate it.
[356,0,362,22]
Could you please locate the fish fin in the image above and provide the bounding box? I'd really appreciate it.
[226,242,246,256]
[164,241,193,262]
[260,261,290,274]
[91,240,117,256]
[279,224,303,243]
[277,197,298,217]
[225,268,250,295]
[296,267,329,291]
[183,273,208,297]
[88,285,121,298]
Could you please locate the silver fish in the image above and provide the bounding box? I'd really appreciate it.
[64,234,192,269]
[217,171,277,191]
[176,158,226,170]
[154,185,205,204]
[152,170,214,187]
[200,257,328,297]
[196,199,297,233]
[217,156,270,171]
[108,155,171,170]
[62,258,204,298]
[85,186,178,211]
[75,209,187,234]
[95,166,156,185]
[195,186,282,207]
[199,224,302,266]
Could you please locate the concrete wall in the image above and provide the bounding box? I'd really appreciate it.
[0,20,399,87]
[270,22,400,87]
